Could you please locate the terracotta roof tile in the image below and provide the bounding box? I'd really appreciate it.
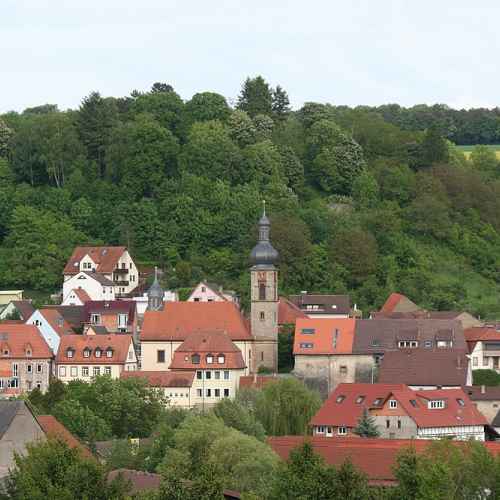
[293,318,356,355]
[239,375,277,390]
[56,334,133,364]
[74,289,91,303]
[64,246,127,275]
[380,293,419,314]
[39,308,76,337]
[120,370,195,387]
[0,324,52,358]
[278,297,307,325]
[169,331,246,370]
[464,326,500,342]
[37,415,93,458]
[141,302,252,342]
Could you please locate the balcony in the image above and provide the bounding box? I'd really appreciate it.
[114,280,129,287]
[114,268,129,275]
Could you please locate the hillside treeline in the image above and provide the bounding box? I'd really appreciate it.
[1,76,500,316]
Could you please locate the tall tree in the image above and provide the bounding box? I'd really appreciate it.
[0,118,12,157]
[237,76,273,117]
[151,82,175,93]
[272,85,291,121]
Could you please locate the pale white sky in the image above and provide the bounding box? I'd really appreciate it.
[1,0,499,112]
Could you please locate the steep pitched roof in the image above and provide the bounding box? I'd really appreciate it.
[378,349,468,387]
[278,297,307,325]
[269,437,500,486]
[10,301,35,320]
[141,302,252,342]
[42,305,86,330]
[464,326,500,342]
[74,289,91,303]
[352,319,466,354]
[64,246,127,275]
[83,301,136,324]
[56,334,133,364]
[289,294,351,316]
[293,318,356,355]
[37,415,92,458]
[310,383,406,428]
[0,324,52,358]
[39,308,76,337]
[120,370,195,387]
[379,293,419,314]
[463,386,500,401]
[239,375,277,390]
[169,331,246,370]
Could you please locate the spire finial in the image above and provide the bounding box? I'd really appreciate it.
[262,199,266,217]
[154,266,158,282]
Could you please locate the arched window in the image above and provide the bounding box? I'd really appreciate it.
[259,283,266,300]
[191,353,200,364]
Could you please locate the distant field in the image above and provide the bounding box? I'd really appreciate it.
[456,144,500,159]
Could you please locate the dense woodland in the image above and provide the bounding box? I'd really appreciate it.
[1,77,500,316]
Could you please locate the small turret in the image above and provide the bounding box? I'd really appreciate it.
[249,201,279,268]
[147,267,164,311]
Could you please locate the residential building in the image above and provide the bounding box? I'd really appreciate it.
[82,300,137,335]
[293,318,370,395]
[187,281,239,305]
[63,246,139,296]
[310,383,488,441]
[289,292,351,319]
[56,334,137,382]
[0,324,52,395]
[269,436,500,487]
[0,291,23,307]
[378,349,471,389]
[0,300,34,321]
[463,386,500,430]
[130,290,178,316]
[465,326,500,373]
[121,371,195,408]
[62,271,116,302]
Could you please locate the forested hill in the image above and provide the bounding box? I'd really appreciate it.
[1,77,500,317]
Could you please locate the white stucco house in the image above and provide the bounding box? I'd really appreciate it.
[62,272,115,303]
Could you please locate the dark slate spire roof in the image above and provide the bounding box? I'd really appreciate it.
[148,267,164,299]
[250,201,279,268]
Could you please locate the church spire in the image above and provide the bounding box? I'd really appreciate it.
[250,201,279,268]
[147,266,164,311]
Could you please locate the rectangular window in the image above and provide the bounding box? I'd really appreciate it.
[389,400,398,409]
[157,350,165,363]
[299,343,314,349]
[215,371,220,380]
[205,371,211,380]
[301,328,315,335]
[91,314,101,325]
[473,357,478,367]
[386,420,390,428]
[197,389,202,397]
[26,381,31,390]
[82,366,89,377]
[127,350,133,360]
[118,314,128,327]
[27,364,32,373]
[197,371,203,380]
[224,371,230,380]
[339,365,347,376]
[338,427,347,435]
[224,389,230,397]
[36,364,42,373]
[215,389,220,397]
[59,366,66,377]
[206,389,211,397]
[484,357,489,367]
[397,420,402,429]
[93,367,100,376]
[12,364,18,377]
[428,400,445,409]
[70,366,77,377]
[105,366,111,375]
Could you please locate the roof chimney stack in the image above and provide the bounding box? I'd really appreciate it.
[481,385,486,394]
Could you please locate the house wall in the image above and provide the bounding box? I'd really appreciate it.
[471,342,500,373]
[304,313,350,319]
[472,400,500,423]
[159,386,193,408]
[62,273,114,302]
[294,354,375,396]
[26,311,60,354]
[371,398,418,439]
[188,283,225,303]
[141,341,182,371]
[190,368,244,408]
[0,291,23,306]
[2,359,52,394]
[56,361,137,382]
[0,405,45,478]
[417,425,485,441]
[114,250,139,295]
[61,290,85,306]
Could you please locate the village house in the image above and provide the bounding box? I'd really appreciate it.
[464,325,500,373]
[0,324,52,395]
[0,300,34,321]
[63,246,139,297]
[288,292,351,319]
[82,300,137,336]
[140,207,280,375]
[187,281,239,305]
[463,385,500,432]
[310,383,488,441]
[277,297,307,329]
[61,288,92,306]
[62,271,116,303]
[56,334,137,382]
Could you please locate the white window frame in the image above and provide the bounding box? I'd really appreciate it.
[59,366,66,377]
[338,426,347,435]
[389,399,398,409]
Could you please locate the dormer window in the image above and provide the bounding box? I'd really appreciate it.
[389,400,398,409]
[373,398,383,406]
[83,348,91,358]
[106,348,113,358]
[398,340,418,348]
[25,344,32,357]
[336,395,345,403]
[67,348,74,358]
[206,354,213,364]
[2,348,9,356]
[217,354,225,364]
[191,354,200,364]
[95,348,102,358]
[356,396,365,404]
[428,400,445,409]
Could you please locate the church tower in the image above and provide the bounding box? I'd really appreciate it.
[249,202,279,372]
[147,267,164,311]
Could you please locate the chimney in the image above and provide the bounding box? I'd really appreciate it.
[481,385,486,394]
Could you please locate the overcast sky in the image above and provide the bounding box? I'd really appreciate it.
[1,1,499,113]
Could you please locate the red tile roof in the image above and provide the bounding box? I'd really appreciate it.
[311,383,487,429]
[0,324,52,358]
[169,331,246,370]
[239,375,277,390]
[10,300,35,320]
[39,308,75,337]
[37,415,93,458]
[63,246,127,275]
[74,289,91,303]
[141,302,252,342]
[269,436,500,485]
[56,334,133,364]
[108,469,160,494]
[278,297,307,325]
[120,370,195,387]
[293,318,356,355]
[464,327,500,342]
[380,293,417,314]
